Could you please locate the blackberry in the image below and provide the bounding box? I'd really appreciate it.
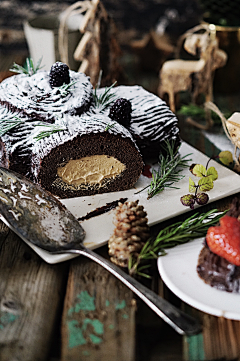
[109,98,132,127]
[49,62,70,88]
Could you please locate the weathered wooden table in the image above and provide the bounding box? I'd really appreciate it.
[1,52,240,361]
[0,112,240,361]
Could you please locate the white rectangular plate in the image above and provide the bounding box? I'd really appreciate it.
[23,142,240,263]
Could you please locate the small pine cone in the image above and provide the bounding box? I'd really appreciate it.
[108,200,150,268]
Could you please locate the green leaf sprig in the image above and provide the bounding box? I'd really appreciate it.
[137,141,192,199]
[92,70,117,111]
[128,209,226,277]
[181,157,218,209]
[105,123,115,131]
[52,81,77,97]
[33,124,66,141]
[0,116,23,136]
[10,57,43,76]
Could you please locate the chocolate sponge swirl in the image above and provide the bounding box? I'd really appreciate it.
[0,66,180,198]
[31,113,143,198]
[0,70,144,198]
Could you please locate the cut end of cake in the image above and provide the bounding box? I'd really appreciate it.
[0,61,181,199]
[32,132,143,199]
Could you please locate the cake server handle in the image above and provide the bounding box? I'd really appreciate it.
[52,245,202,336]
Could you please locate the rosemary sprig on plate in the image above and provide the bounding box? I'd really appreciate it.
[0,116,23,136]
[10,57,43,76]
[92,70,117,110]
[137,141,192,199]
[128,209,226,277]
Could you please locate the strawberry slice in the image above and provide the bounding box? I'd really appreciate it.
[206,215,240,266]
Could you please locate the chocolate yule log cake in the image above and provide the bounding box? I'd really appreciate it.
[0,61,180,199]
[197,198,240,293]
[100,85,180,159]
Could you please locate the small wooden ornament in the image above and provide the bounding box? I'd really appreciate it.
[158,24,227,129]
[59,0,122,87]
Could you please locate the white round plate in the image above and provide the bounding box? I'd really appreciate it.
[158,238,240,320]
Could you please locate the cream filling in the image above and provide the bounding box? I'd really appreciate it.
[57,155,126,186]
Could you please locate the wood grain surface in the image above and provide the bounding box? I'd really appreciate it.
[1,44,240,361]
[0,222,68,361]
[61,255,136,361]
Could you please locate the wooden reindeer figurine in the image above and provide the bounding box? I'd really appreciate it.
[158,24,227,129]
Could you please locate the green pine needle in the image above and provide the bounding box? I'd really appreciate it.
[105,123,115,131]
[52,81,77,97]
[10,57,43,76]
[137,141,192,199]
[129,209,227,277]
[0,117,23,136]
[92,71,117,110]
[34,124,66,141]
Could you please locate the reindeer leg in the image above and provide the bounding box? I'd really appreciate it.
[204,76,214,129]
[168,90,176,113]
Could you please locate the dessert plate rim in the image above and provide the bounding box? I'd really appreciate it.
[158,237,240,320]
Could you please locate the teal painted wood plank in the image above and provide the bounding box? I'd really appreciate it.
[183,333,205,361]
[61,256,136,361]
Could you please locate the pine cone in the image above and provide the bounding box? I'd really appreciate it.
[108,200,150,267]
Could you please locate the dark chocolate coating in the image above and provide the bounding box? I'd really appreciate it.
[0,68,180,198]
[197,197,240,293]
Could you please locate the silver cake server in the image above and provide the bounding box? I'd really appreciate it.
[0,166,201,336]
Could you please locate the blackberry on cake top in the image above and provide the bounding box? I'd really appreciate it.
[0,60,180,198]
[49,62,70,88]
[109,98,132,127]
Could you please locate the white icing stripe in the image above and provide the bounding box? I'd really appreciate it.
[96,84,179,143]
[0,70,93,121]
[0,72,179,185]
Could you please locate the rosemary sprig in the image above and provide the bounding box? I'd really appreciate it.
[52,81,77,97]
[10,57,43,76]
[137,141,192,199]
[92,71,117,110]
[0,116,23,136]
[128,209,227,277]
[105,123,115,131]
[33,124,66,141]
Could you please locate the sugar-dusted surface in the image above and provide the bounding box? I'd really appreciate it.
[0,70,93,122]
[97,85,180,156]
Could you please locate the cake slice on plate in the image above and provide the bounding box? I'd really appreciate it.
[197,198,240,293]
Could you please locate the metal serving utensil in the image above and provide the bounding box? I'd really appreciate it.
[0,166,201,336]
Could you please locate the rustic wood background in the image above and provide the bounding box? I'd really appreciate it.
[0,0,203,46]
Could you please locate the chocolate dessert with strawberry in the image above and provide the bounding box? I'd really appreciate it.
[197,198,240,293]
